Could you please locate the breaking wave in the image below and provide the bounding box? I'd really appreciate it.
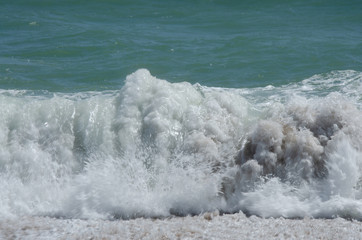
[0,69,361,220]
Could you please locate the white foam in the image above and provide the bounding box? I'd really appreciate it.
[0,69,361,220]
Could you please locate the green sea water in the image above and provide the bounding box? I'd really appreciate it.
[1,0,362,221]
[1,0,361,92]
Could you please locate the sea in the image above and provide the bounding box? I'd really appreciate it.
[0,0,362,222]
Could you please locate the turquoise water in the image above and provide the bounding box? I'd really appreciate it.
[1,1,362,221]
[1,0,361,91]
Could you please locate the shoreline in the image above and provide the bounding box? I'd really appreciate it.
[1,212,362,239]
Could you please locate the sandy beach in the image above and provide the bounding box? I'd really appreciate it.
[1,212,362,240]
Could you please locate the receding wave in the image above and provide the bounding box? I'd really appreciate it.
[0,69,361,220]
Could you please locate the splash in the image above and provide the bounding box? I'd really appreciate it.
[0,69,361,220]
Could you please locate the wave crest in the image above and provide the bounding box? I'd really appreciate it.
[0,69,361,220]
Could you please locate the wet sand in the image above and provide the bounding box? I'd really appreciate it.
[1,212,362,239]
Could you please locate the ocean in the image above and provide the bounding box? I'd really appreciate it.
[1,0,362,230]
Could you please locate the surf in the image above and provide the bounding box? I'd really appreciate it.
[0,69,361,220]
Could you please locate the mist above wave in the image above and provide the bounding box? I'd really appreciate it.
[0,69,361,220]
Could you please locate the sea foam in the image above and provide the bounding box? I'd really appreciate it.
[0,69,361,220]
